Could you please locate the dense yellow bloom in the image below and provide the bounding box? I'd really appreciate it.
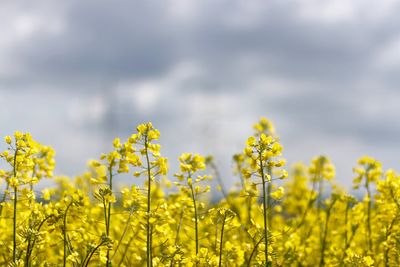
[1,120,400,266]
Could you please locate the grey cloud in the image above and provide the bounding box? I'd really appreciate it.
[1,0,400,188]
[4,0,398,89]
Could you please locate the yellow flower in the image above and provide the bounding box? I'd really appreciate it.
[42,189,51,201]
[113,138,121,148]
[364,256,374,266]
[271,187,285,200]
[9,177,19,188]
[246,136,256,147]
[4,135,12,144]
[137,123,148,134]
[14,131,23,139]
[156,157,168,175]
[148,129,160,141]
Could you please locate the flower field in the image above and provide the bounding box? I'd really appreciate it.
[0,118,397,266]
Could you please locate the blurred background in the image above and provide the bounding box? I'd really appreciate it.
[0,0,399,190]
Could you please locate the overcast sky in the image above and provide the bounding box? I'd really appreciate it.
[1,0,400,190]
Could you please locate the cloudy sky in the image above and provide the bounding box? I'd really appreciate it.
[1,0,399,190]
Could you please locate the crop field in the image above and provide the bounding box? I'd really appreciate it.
[0,118,396,266]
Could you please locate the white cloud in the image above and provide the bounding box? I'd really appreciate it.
[375,37,400,69]
[297,0,399,24]
[130,82,161,113]
[298,0,357,23]
[68,94,107,125]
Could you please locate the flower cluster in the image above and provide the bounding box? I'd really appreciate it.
[0,118,399,266]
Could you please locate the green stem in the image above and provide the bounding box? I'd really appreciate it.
[344,201,349,246]
[174,208,184,245]
[111,208,134,261]
[63,201,72,267]
[106,161,114,267]
[12,148,18,264]
[317,174,324,211]
[210,161,227,199]
[237,162,252,225]
[144,135,153,267]
[0,182,10,217]
[13,186,17,263]
[171,208,184,267]
[247,237,264,267]
[340,200,350,265]
[319,198,336,267]
[190,182,199,255]
[317,169,324,250]
[258,151,270,267]
[214,220,218,251]
[341,223,359,265]
[83,240,106,267]
[267,167,273,228]
[116,232,135,267]
[25,215,51,267]
[247,196,252,226]
[366,180,372,254]
[29,167,36,206]
[218,213,227,267]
